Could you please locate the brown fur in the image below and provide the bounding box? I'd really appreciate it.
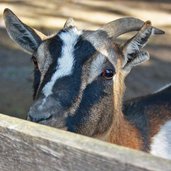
[106,44,143,150]
[147,105,171,144]
[108,118,143,150]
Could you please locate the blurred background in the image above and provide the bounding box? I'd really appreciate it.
[0,0,171,119]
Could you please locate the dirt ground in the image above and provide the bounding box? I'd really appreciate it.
[0,0,171,119]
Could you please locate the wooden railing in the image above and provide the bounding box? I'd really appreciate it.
[0,113,171,171]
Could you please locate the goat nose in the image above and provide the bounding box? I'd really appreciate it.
[27,113,52,123]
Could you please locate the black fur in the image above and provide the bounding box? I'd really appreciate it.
[66,78,110,136]
[74,36,96,63]
[33,66,41,99]
[34,30,96,107]
[35,34,63,98]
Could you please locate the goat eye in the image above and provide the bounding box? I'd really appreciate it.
[101,69,114,79]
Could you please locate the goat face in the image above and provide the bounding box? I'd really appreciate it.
[4,8,116,135]
[3,8,164,137]
[28,27,114,134]
[29,28,115,135]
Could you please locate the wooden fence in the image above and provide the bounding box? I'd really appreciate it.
[0,113,171,171]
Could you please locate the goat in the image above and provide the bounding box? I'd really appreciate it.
[4,8,170,160]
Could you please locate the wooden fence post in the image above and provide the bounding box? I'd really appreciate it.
[0,113,171,171]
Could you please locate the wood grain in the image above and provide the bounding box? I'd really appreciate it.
[0,113,171,171]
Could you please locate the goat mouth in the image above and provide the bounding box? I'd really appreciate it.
[37,115,53,123]
[27,114,53,123]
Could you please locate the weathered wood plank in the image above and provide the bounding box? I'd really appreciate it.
[0,113,171,171]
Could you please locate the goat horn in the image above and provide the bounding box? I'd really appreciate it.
[33,29,47,40]
[153,27,165,35]
[64,18,75,29]
[100,17,145,39]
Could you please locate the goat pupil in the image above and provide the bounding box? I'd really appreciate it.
[102,69,114,79]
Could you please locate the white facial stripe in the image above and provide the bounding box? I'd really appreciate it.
[150,120,171,160]
[43,28,82,97]
[88,54,106,84]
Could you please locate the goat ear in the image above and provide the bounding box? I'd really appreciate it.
[3,8,43,54]
[123,50,149,73]
[122,21,164,67]
[63,18,75,29]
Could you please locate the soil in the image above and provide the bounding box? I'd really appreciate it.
[0,0,171,119]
